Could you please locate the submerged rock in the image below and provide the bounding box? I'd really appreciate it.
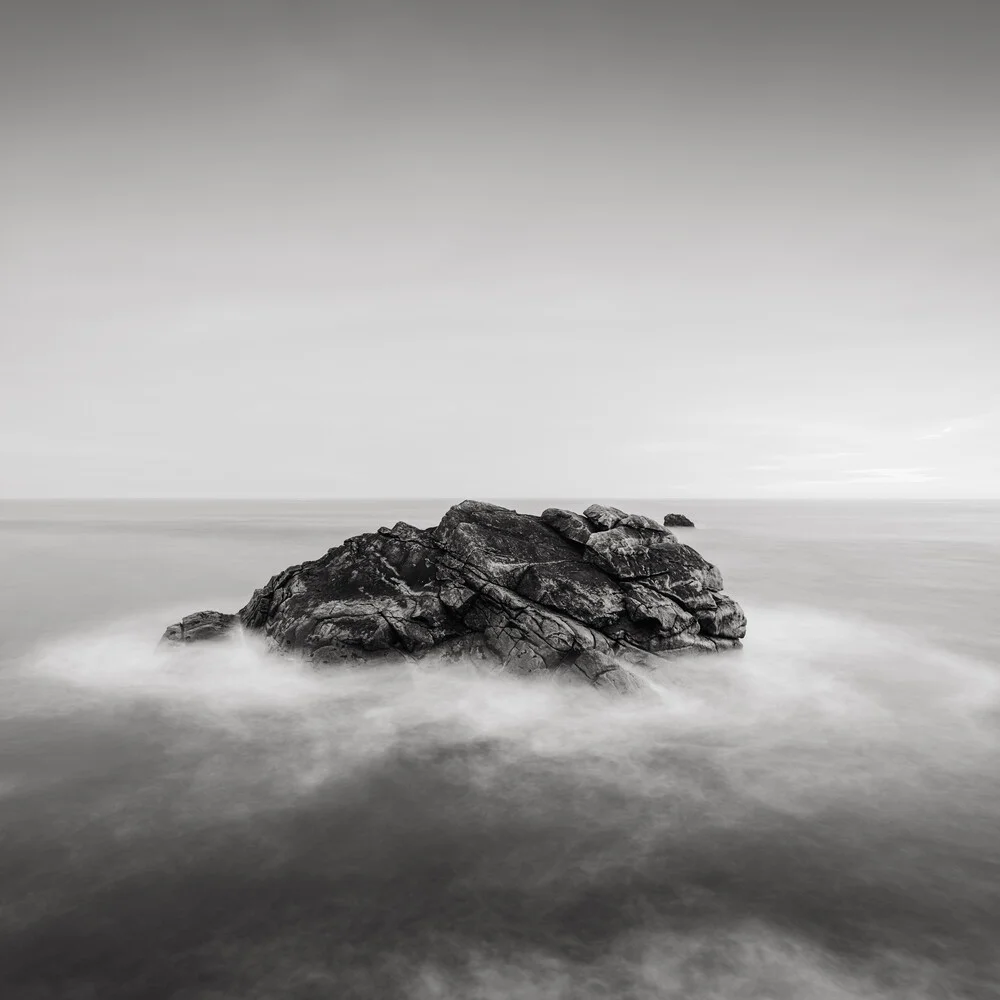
[663,513,696,527]
[161,501,745,690]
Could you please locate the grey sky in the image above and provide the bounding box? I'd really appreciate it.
[3,0,998,497]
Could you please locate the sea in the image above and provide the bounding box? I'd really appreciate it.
[1,498,999,999]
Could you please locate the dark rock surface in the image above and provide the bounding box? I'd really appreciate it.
[159,610,239,644]
[663,513,696,527]
[161,501,745,691]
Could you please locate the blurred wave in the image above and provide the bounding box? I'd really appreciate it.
[2,605,1000,998]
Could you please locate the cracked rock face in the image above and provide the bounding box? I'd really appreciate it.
[160,501,746,692]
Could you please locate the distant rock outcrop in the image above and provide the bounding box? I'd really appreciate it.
[663,513,696,527]
[160,501,745,692]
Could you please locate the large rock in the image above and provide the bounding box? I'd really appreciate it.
[160,501,746,690]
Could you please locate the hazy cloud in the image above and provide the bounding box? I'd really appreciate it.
[747,452,859,472]
[842,468,940,485]
[918,413,996,440]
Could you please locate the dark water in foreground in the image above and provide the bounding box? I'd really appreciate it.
[1,499,999,999]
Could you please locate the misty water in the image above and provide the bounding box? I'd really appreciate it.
[2,499,1000,999]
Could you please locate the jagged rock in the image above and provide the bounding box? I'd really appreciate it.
[663,513,696,527]
[515,560,626,628]
[159,610,239,645]
[583,504,628,530]
[691,592,748,640]
[621,582,699,637]
[540,508,592,545]
[433,501,576,589]
[619,513,674,536]
[584,528,724,586]
[160,501,746,690]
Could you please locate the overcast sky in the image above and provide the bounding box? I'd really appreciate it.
[2,0,998,498]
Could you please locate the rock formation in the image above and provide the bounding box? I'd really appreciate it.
[663,513,696,527]
[161,610,239,643]
[161,501,745,692]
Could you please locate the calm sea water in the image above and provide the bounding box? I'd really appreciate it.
[1,499,999,998]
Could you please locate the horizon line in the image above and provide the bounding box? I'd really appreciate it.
[1,496,997,503]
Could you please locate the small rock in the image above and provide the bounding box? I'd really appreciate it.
[663,513,696,528]
[160,610,239,645]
